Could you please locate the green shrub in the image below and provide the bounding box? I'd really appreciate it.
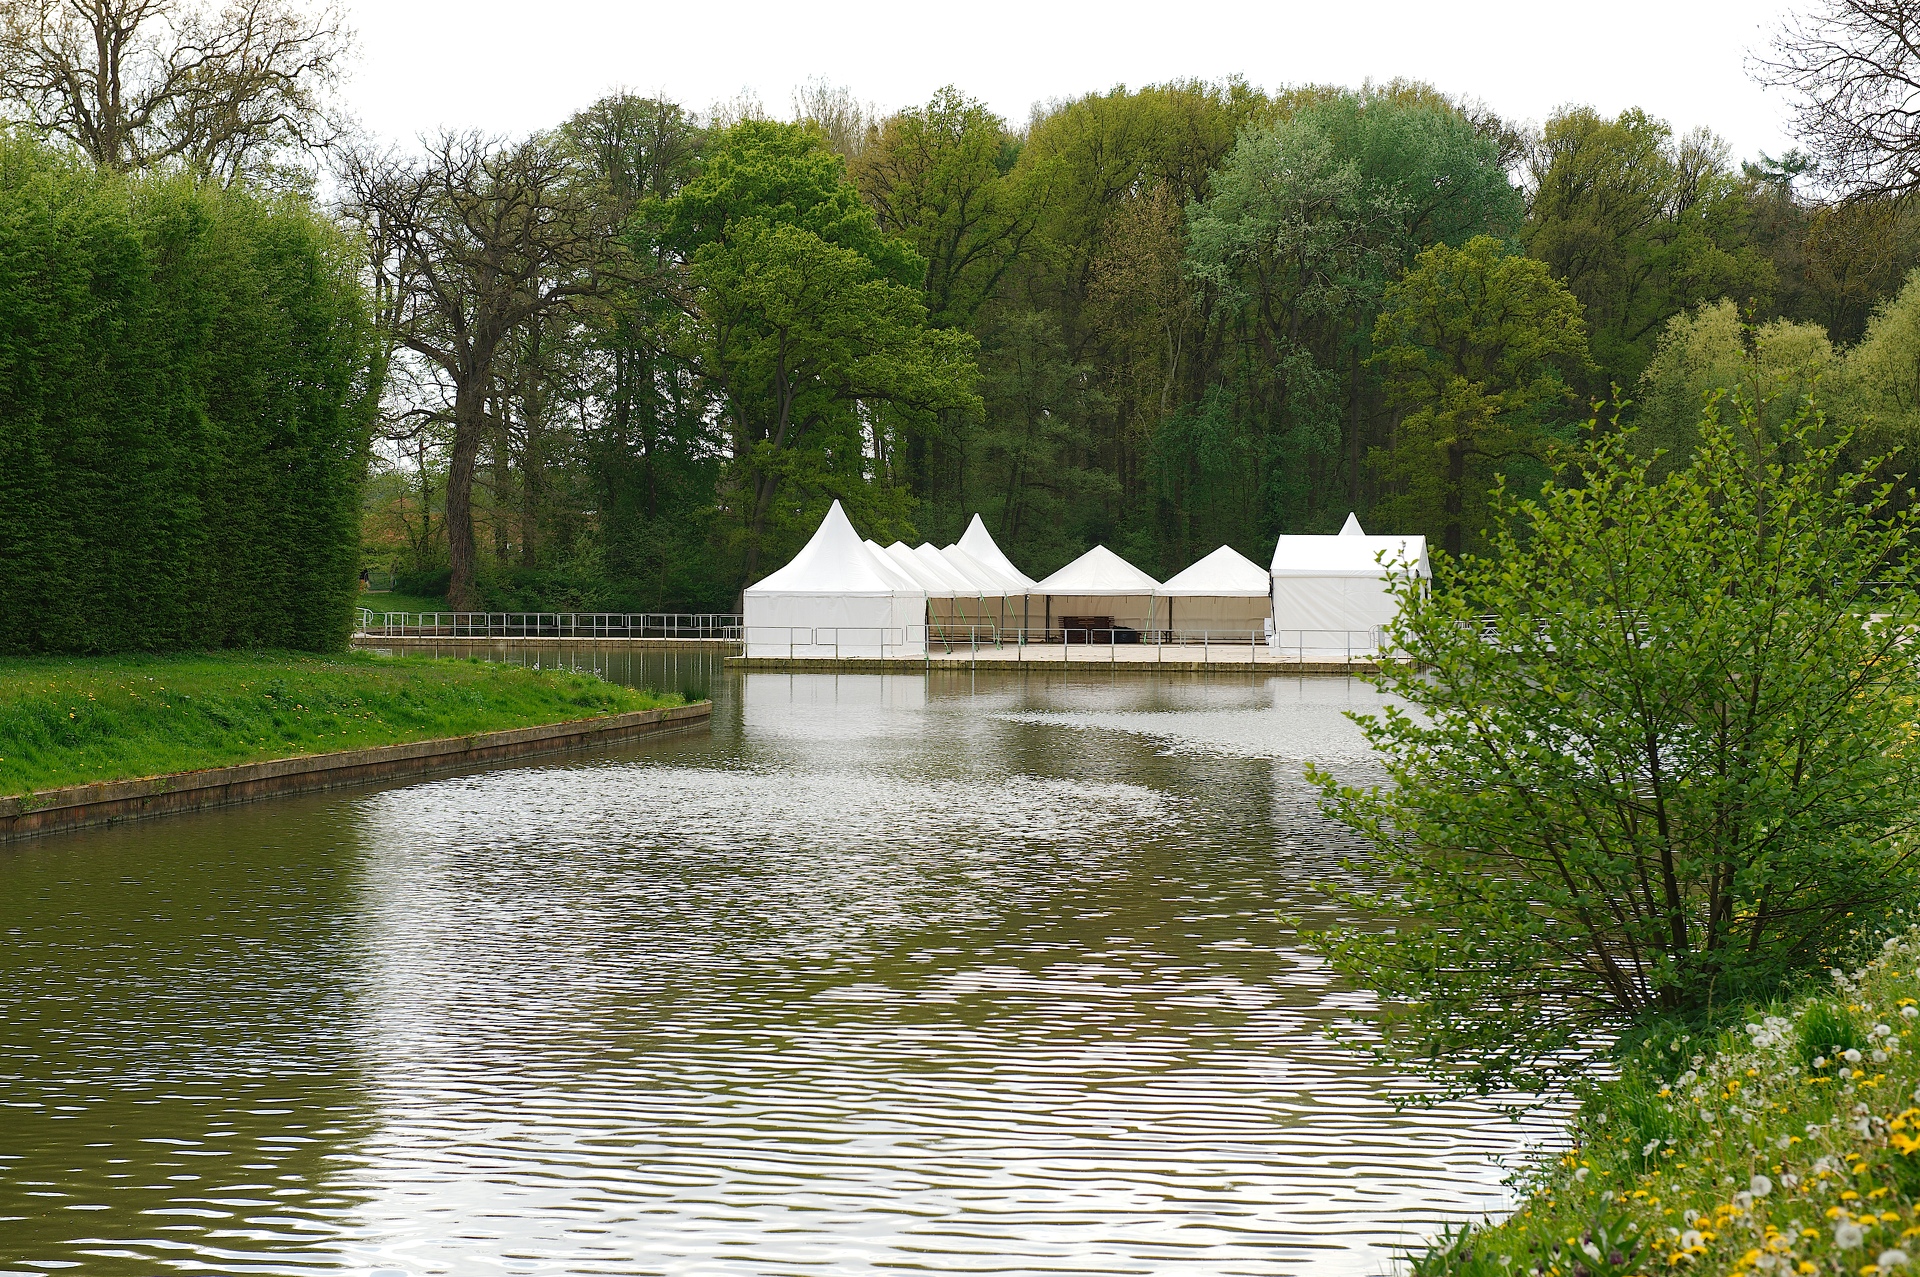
[0,136,375,654]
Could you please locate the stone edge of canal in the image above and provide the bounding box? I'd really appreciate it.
[0,701,713,843]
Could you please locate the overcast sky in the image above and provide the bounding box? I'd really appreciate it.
[343,0,1806,164]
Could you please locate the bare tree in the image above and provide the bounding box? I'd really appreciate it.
[340,132,619,611]
[0,0,350,182]
[1758,0,1920,198]
[792,77,872,158]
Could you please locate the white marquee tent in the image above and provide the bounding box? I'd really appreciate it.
[1029,545,1162,640]
[743,501,927,658]
[1158,545,1273,638]
[1269,512,1428,651]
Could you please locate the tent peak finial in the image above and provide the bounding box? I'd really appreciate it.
[1339,512,1365,537]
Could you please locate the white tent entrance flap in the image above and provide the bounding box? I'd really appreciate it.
[742,501,927,658]
[1030,545,1161,643]
[1269,512,1429,656]
[1158,544,1272,641]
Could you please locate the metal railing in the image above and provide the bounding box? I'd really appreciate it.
[740,624,1393,663]
[355,611,742,640]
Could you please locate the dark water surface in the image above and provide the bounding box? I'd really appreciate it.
[0,654,1561,1276]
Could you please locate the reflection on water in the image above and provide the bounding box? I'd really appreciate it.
[0,654,1562,1276]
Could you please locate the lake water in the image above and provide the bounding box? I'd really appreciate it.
[0,654,1563,1276]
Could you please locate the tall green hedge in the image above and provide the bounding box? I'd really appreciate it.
[0,137,375,654]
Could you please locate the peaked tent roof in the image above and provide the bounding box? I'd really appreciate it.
[913,543,984,594]
[868,540,950,595]
[1271,526,1430,578]
[955,514,1035,588]
[748,501,925,597]
[875,541,956,595]
[1159,544,1272,596]
[1339,512,1365,536]
[940,544,1022,595]
[1031,544,1162,596]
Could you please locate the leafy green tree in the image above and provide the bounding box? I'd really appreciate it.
[1637,299,1836,473]
[1370,236,1589,557]
[656,121,979,583]
[1523,107,1776,394]
[1313,403,1920,1094]
[852,87,1034,329]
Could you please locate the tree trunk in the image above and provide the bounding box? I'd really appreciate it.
[1444,435,1466,559]
[446,385,485,611]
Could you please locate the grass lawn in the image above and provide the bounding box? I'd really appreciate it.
[0,649,686,796]
[355,589,450,616]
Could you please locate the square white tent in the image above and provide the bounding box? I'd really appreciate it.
[1269,512,1429,651]
[1029,545,1161,641]
[939,543,1022,635]
[1158,544,1273,639]
[743,501,927,658]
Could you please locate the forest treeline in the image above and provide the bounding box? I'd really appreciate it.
[349,79,1920,611]
[9,0,1920,617]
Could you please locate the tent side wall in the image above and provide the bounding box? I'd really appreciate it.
[744,591,927,658]
[1269,575,1398,639]
[1162,595,1272,638]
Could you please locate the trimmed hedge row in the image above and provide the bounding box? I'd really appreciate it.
[0,137,375,654]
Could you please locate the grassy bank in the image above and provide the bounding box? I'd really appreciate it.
[1418,933,1920,1276]
[0,650,684,795]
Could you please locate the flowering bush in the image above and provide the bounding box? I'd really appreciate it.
[1415,929,1920,1276]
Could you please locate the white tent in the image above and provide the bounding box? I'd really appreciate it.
[1158,545,1273,639]
[874,541,956,597]
[954,514,1035,589]
[743,501,927,658]
[1029,545,1162,641]
[1269,512,1428,651]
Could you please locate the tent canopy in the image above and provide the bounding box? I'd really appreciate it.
[1270,512,1429,579]
[1031,544,1161,596]
[873,540,956,596]
[955,514,1035,588]
[940,544,1022,595]
[1159,544,1270,597]
[749,502,921,596]
[912,543,984,594]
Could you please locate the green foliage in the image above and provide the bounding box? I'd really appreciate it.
[655,120,979,583]
[1417,938,1920,1275]
[0,134,374,654]
[1524,107,1777,394]
[1312,399,1920,1094]
[1637,301,1837,474]
[1369,235,1590,555]
[0,650,683,795]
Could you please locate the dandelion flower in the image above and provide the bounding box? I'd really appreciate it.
[1884,1251,1913,1269]
[1840,1222,1867,1249]
[1904,1007,1919,1021]
[1753,1174,1774,1198]
[1574,1166,1589,1182]
[1847,1048,1865,1064]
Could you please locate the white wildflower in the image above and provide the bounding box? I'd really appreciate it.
[1644,1139,1661,1157]
[1815,1056,1829,1068]
[1701,1108,1717,1122]
[1876,1023,1894,1038]
[1583,1242,1603,1262]
[1883,1251,1912,1270]
[1839,1221,1866,1249]
[1574,1166,1589,1182]
[1776,1135,1792,1151]
[1682,1228,1705,1248]
[1751,1174,1773,1198]
[1846,1048,1865,1064]
[1905,1006,1920,1021]
[1876,1049,1890,1064]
